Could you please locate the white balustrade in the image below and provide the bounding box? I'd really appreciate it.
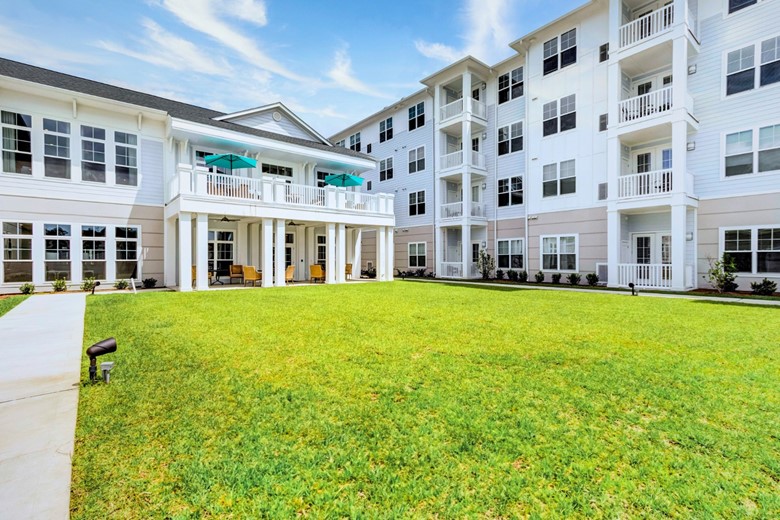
[441,262,463,278]
[441,150,464,170]
[470,151,486,169]
[619,4,674,48]
[470,203,485,217]
[344,191,380,212]
[470,98,487,120]
[441,202,463,219]
[203,172,263,200]
[440,98,464,121]
[618,86,673,123]
[618,169,673,198]
[618,264,672,288]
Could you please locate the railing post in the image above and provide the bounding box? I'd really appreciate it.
[326,186,336,208]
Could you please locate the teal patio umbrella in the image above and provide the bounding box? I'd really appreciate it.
[204,153,257,173]
[324,173,364,187]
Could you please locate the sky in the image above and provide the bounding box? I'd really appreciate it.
[0,0,585,137]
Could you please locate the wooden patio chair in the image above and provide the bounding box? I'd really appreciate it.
[243,266,262,286]
[345,263,353,279]
[229,264,244,284]
[285,265,295,284]
[191,265,214,286]
[309,264,325,283]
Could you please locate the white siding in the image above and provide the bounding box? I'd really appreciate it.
[228,111,320,142]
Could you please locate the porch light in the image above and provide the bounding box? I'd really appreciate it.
[686,232,694,241]
[86,337,117,382]
[687,142,696,151]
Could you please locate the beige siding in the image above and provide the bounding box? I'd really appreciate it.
[394,225,434,272]
[527,207,607,274]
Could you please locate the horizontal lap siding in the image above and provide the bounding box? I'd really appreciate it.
[527,207,607,274]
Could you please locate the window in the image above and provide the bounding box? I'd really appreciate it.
[43,119,71,179]
[2,222,33,282]
[409,146,425,173]
[116,226,139,279]
[761,36,780,87]
[409,190,425,216]
[599,114,608,132]
[543,101,558,136]
[335,139,345,147]
[729,0,757,14]
[723,227,780,273]
[560,95,576,131]
[82,225,106,280]
[379,117,393,142]
[409,242,426,268]
[497,239,523,269]
[543,95,576,137]
[44,224,71,281]
[262,163,293,177]
[379,158,393,181]
[758,228,780,272]
[725,124,780,176]
[599,43,609,63]
[724,229,753,271]
[498,67,523,104]
[727,45,755,95]
[365,180,372,191]
[81,125,106,183]
[498,122,523,155]
[316,170,329,188]
[408,102,424,131]
[349,132,361,152]
[725,130,754,176]
[366,143,372,154]
[195,150,229,175]
[1,110,32,174]
[759,124,780,171]
[543,160,576,197]
[543,29,577,76]
[498,176,523,207]
[208,230,234,273]
[542,235,577,271]
[316,235,327,267]
[115,131,138,186]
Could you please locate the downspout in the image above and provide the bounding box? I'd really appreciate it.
[522,45,531,276]
[427,87,437,277]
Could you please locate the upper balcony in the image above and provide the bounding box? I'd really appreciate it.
[617,85,694,128]
[617,169,695,200]
[617,1,698,54]
[439,149,487,177]
[440,201,487,221]
[439,97,488,133]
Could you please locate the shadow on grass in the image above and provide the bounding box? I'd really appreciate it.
[688,299,780,309]
[426,281,542,293]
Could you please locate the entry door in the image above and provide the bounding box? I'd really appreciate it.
[636,152,652,195]
[634,234,653,282]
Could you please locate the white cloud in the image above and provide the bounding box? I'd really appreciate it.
[0,25,95,68]
[223,0,268,26]
[414,41,462,63]
[327,45,393,99]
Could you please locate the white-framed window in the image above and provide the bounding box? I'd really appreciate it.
[316,170,329,188]
[1,110,33,175]
[542,235,577,271]
[498,67,523,104]
[725,36,780,96]
[722,226,780,273]
[409,190,425,216]
[724,123,780,176]
[2,221,33,283]
[116,226,139,279]
[543,159,576,197]
[348,132,361,152]
[543,28,577,76]
[365,180,372,191]
[560,95,576,131]
[81,125,106,183]
[262,163,293,177]
[44,223,71,281]
[497,176,523,207]
[543,101,558,137]
[497,239,524,270]
[498,122,523,155]
[409,146,425,173]
[408,242,426,268]
[335,139,345,148]
[761,36,780,87]
[43,118,71,179]
[379,117,393,142]
[208,230,234,274]
[543,95,576,136]
[195,150,230,175]
[728,0,758,14]
[379,157,393,181]
[115,131,138,186]
[82,225,107,280]
[316,234,327,267]
[408,101,425,131]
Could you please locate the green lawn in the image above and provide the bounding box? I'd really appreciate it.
[72,283,780,518]
[0,295,27,318]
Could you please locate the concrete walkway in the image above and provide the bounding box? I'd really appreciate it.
[0,293,87,520]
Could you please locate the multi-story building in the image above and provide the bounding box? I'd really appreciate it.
[332,0,780,291]
[0,58,396,294]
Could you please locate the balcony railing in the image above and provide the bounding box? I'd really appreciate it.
[439,97,487,122]
[440,201,486,219]
[471,150,486,169]
[619,4,674,49]
[440,150,487,171]
[470,98,487,120]
[440,98,464,121]
[618,86,673,124]
[618,169,672,199]
[441,262,463,278]
[618,264,672,289]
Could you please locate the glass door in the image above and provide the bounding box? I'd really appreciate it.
[634,234,652,282]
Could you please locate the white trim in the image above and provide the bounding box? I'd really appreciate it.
[408,145,426,174]
[721,34,780,100]
[719,121,780,180]
[407,241,427,269]
[718,224,780,275]
[496,237,525,270]
[539,233,580,272]
[213,102,332,145]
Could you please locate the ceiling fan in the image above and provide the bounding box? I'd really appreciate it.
[286,220,304,227]
[209,215,240,222]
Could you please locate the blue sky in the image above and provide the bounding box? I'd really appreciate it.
[0,0,584,136]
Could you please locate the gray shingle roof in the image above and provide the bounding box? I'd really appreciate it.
[0,57,372,161]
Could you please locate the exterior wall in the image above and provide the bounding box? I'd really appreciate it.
[527,206,608,275]
[227,111,319,142]
[361,229,377,270]
[394,225,435,273]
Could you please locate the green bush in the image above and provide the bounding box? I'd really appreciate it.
[114,279,130,290]
[586,273,599,286]
[19,282,35,295]
[534,271,545,283]
[551,273,562,284]
[142,278,158,289]
[80,277,97,292]
[477,249,495,280]
[707,255,738,293]
[507,270,519,282]
[567,273,581,285]
[495,269,505,280]
[52,278,67,292]
[750,278,777,296]
[518,270,528,283]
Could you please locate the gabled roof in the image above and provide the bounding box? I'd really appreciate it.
[419,55,492,88]
[215,102,331,145]
[0,57,371,161]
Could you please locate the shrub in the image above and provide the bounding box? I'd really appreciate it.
[142,278,157,289]
[518,270,528,283]
[52,278,67,292]
[551,273,562,284]
[707,255,738,293]
[114,279,130,290]
[586,273,599,286]
[477,249,495,280]
[415,269,427,278]
[507,270,519,282]
[750,278,777,296]
[366,267,377,279]
[567,273,581,285]
[534,271,545,283]
[80,277,97,292]
[19,282,35,295]
[495,269,505,280]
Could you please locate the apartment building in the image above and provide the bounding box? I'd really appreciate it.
[331,0,780,291]
[0,59,395,293]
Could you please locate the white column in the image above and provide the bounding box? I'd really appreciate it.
[326,223,336,283]
[336,224,346,283]
[306,226,315,279]
[671,204,686,291]
[275,219,286,286]
[672,22,689,115]
[295,225,305,282]
[607,61,621,133]
[237,221,248,265]
[609,0,621,52]
[607,210,620,287]
[163,216,176,287]
[345,228,354,274]
[386,227,395,281]
[261,218,273,288]
[72,231,83,284]
[32,223,45,285]
[377,226,387,281]
[672,119,688,194]
[353,228,362,276]
[461,224,472,277]
[250,223,261,267]
[177,212,192,292]
[435,226,444,278]
[195,213,209,290]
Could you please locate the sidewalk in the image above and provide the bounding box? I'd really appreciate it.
[0,293,87,520]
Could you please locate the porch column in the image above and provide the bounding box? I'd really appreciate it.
[237,221,249,265]
[306,226,315,280]
[177,212,192,292]
[672,119,688,194]
[386,227,395,281]
[275,219,286,286]
[250,223,261,267]
[435,226,444,278]
[345,228,354,275]
[607,210,620,287]
[377,226,387,281]
[336,223,346,283]
[295,225,305,282]
[352,228,362,278]
[461,224,472,277]
[164,216,177,287]
[195,213,209,290]
[326,223,336,283]
[671,204,686,291]
[261,218,273,288]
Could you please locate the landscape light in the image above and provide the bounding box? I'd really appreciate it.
[86,337,117,382]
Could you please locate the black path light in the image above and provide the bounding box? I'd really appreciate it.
[86,338,117,382]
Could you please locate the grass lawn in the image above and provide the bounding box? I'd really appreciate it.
[72,283,780,518]
[0,295,28,318]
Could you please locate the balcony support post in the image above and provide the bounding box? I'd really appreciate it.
[195,213,209,291]
[261,218,273,288]
[671,204,687,290]
[326,223,337,283]
[177,211,192,292]
[275,219,286,286]
[607,210,621,288]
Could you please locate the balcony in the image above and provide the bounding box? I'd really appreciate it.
[619,4,674,49]
[440,201,486,220]
[618,86,673,124]
[439,98,487,123]
[440,150,487,172]
[618,264,672,289]
[618,169,672,199]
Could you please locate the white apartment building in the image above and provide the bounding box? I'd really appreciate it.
[331,0,780,291]
[0,59,396,294]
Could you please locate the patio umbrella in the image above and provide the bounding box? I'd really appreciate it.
[204,153,257,174]
[324,173,364,187]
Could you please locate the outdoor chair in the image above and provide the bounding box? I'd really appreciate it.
[345,263,353,279]
[229,264,244,284]
[285,265,295,284]
[309,264,325,283]
[243,266,262,286]
[191,265,213,286]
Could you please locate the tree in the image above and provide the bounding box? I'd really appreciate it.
[707,255,738,293]
[477,249,495,280]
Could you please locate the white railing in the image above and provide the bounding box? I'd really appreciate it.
[618,264,672,289]
[441,202,463,219]
[618,86,673,123]
[441,262,463,278]
[619,4,674,48]
[471,151,486,169]
[285,182,324,206]
[686,7,698,40]
[440,98,464,121]
[200,172,263,200]
[441,150,463,170]
[470,203,486,217]
[344,191,379,212]
[470,98,487,120]
[618,169,673,198]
